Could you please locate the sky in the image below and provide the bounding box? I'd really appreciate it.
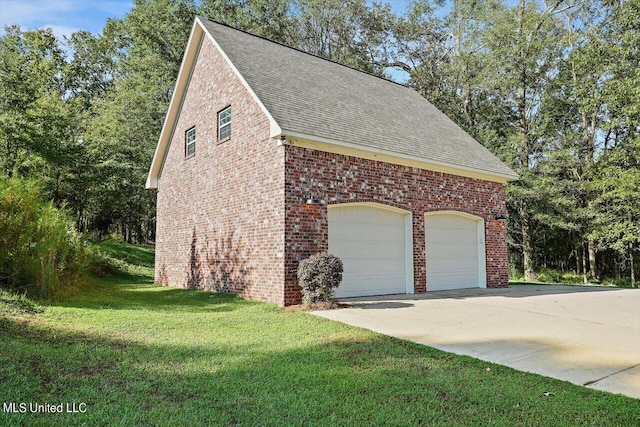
[0,0,414,41]
[0,0,134,39]
[0,0,412,81]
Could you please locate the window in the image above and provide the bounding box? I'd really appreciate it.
[218,106,231,141]
[185,126,196,157]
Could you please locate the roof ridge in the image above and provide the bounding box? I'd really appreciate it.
[197,15,412,91]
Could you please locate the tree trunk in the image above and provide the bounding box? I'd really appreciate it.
[588,239,597,279]
[521,203,537,281]
[631,243,636,288]
[582,243,588,284]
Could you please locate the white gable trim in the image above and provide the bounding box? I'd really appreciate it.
[145,17,281,189]
[278,130,519,184]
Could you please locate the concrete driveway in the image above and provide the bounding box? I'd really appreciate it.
[312,285,640,398]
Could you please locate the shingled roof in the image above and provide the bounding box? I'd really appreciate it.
[147,17,517,188]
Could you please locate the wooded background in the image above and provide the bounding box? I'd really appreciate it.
[1,0,638,285]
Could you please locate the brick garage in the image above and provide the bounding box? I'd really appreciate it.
[282,147,508,306]
[147,17,517,306]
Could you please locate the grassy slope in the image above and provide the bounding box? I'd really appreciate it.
[1,242,638,426]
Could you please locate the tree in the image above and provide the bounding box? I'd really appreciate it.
[0,26,70,180]
[387,0,451,110]
[591,141,640,286]
[288,0,394,75]
[82,0,197,242]
[200,0,294,43]
[589,0,640,285]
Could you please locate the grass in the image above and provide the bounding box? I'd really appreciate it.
[509,267,635,288]
[1,243,639,426]
[94,239,155,269]
[0,289,43,316]
[87,239,155,281]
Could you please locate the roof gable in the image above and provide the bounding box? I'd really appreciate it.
[147,17,517,189]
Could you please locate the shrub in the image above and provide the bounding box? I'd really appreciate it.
[85,246,123,277]
[0,175,87,300]
[297,252,343,304]
[0,289,43,315]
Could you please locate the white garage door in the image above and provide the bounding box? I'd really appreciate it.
[425,213,486,291]
[329,204,410,298]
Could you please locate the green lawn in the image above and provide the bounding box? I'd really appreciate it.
[1,244,638,426]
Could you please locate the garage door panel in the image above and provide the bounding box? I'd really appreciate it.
[378,224,405,241]
[329,205,408,298]
[425,215,477,230]
[428,257,478,272]
[427,272,478,289]
[425,213,482,291]
[339,241,404,258]
[348,257,404,274]
[425,226,477,242]
[339,273,405,296]
[427,243,477,259]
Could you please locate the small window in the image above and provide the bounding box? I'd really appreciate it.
[185,127,196,157]
[218,106,231,141]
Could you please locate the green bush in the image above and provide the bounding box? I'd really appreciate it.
[297,252,343,304]
[0,175,86,300]
[84,246,124,277]
[535,268,585,284]
[0,289,43,315]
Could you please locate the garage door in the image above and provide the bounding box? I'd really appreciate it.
[425,213,486,291]
[329,204,410,298]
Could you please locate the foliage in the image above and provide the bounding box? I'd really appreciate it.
[0,26,74,188]
[297,252,343,304]
[87,239,156,279]
[0,176,86,300]
[0,289,43,316]
[1,272,639,425]
[0,0,637,285]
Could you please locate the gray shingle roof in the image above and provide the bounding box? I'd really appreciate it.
[200,18,517,180]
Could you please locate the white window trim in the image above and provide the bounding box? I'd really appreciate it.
[218,106,231,141]
[186,126,196,157]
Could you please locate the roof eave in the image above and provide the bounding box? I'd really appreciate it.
[276,129,519,184]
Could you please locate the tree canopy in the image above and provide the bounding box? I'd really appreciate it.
[1,0,637,285]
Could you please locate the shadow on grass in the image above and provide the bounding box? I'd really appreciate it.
[1,312,638,427]
[51,278,246,313]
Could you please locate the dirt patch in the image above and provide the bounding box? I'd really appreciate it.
[284,301,351,312]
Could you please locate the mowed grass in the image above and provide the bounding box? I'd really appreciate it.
[1,244,639,426]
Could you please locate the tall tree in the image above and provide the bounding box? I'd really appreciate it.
[480,0,577,281]
[388,1,451,109]
[289,0,394,75]
[200,0,294,43]
[83,0,197,242]
[589,0,640,285]
[535,2,611,279]
[0,27,70,180]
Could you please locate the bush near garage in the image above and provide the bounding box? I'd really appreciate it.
[297,252,343,304]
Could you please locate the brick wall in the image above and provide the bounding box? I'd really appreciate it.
[283,146,508,305]
[155,33,509,307]
[155,35,285,305]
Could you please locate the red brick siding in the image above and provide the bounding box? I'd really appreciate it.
[156,36,509,307]
[155,35,285,305]
[283,146,508,306]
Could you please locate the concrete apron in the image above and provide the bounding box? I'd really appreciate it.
[311,285,640,399]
